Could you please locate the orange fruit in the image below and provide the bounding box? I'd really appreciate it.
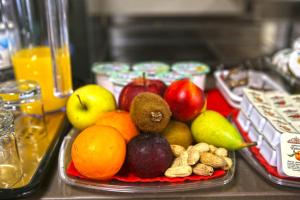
[71,125,126,180]
[295,151,300,161]
[95,110,139,143]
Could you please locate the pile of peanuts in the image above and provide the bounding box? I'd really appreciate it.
[164,143,233,178]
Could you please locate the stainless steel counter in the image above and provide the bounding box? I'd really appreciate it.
[23,154,299,200]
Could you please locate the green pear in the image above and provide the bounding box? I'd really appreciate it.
[191,110,255,150]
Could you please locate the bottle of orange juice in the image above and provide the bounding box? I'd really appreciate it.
[3,0,73,113]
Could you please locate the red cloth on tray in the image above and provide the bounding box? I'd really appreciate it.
[67,161,225,183]
[206,89,239,117]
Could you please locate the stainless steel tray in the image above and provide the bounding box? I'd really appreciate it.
[0,112,70,199]
[58,129,236,193]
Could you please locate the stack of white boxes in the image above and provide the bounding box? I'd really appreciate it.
[237,89,300,166]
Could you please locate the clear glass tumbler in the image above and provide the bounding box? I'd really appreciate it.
[0,80,47,142]
[0,109,22,188]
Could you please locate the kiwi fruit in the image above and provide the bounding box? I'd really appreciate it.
[130,92,171,133]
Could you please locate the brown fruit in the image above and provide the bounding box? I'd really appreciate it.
[161,120,193,148]
[130,92,171,133]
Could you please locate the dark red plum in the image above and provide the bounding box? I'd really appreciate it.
[127,133,173,178]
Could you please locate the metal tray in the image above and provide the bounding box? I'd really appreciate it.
[58,129,236,193]
[0,112,70,199]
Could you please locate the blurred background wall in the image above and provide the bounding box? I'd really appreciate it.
[86,0,246,16]
[68,0,300,85]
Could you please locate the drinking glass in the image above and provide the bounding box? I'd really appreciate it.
[0,80,47,141]
[0,109,22,188]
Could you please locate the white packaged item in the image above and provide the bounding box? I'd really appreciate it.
[237,111,251,132]
[293,38,300,50]
[248,125,263,148]
[155,71,186,86]
[259,139,277,167]
[265,93,292,109]
[277,133,300,178]
[109,71,143,101]
[276,107,300,124]
[92,62,130,93]
[240,95,253,117]
[261,118,297,148]
[249,105,267,132]
[172,61,210,90]
[272,48,292,67]
[288,50,300,78]
[291,123,300,133]
[290,95,300,106]
[132,61,170,76]
[243,88,266,104]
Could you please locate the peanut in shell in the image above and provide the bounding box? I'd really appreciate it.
[222,157,233,170]
[193,163,214,176]
[209,145,217,153]
[215,148,228,157]
[164,166,192,178]
[170,145,185,157]
[200,152,227,168]
[193,142,210,153]
[172,151,188,167]
[187,148,200,165]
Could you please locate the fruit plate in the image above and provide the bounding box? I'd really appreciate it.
[232,118,300,188]
[58,129,236,193]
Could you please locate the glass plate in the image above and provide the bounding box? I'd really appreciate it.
[58,129,236,193]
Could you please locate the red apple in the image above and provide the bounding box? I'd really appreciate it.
[164,79,205,122]
[118,77,167,111]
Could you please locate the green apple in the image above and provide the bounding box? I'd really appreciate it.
[66,84,116,130]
